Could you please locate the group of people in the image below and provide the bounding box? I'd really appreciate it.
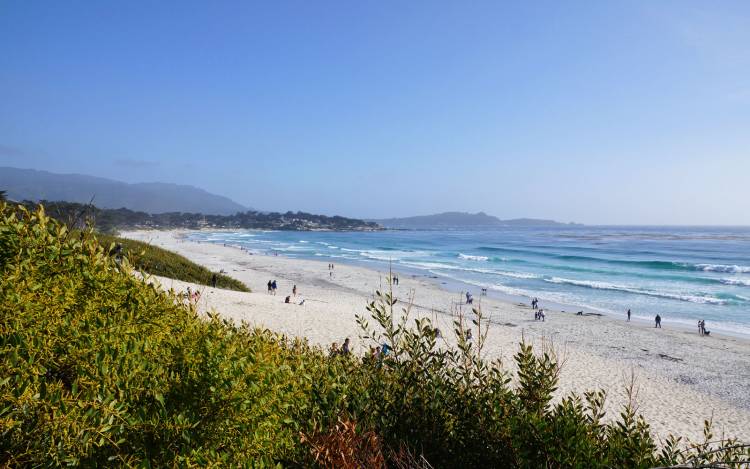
[283,284,305,305]
[391,274,400,285]
[267,279,305,304]
[465,291,473,304]
[329,338,351,357]
[329,339,396,361]
[531,298,544,320]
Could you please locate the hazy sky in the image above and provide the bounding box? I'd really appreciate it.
[1,1,748,225]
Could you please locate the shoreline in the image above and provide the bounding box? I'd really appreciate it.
[121,229,750,443]
[179,228,748,342]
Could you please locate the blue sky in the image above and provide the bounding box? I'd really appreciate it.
[1,1,748,224]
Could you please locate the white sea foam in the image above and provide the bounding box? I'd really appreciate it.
[458,253,489,261]
[404,261,462,270]
[695,264,750,273]
[720,278,750,287]
[272,245,312,252]
[545,277,726,305]
[437,272,529,297]
[495,270,539,279]
[313,241,337,248]
[359,250,427,261]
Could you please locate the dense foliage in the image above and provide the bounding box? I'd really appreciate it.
[15,199,380,232]
[0,205,349,466]
[1,204,747,467]
[97,234,249,292]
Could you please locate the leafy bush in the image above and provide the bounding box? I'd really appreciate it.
[97,234,250,292]
[0,205,346,466]
[1,204,747,467]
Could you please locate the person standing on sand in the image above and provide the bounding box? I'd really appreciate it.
[271,280,277,295]
[267,280,272,294]
[627,309,631,321]
[342,338,351,355]
[655,314,662,328]
[292,284,297,296]
[211,273,217,288]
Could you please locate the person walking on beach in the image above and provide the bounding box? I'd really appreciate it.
[698,319,705,336]
[271,280,277,295]
[292,284,297,296]
[627,309,631,321]
[655,314,662,328]
[211,273,217,288]
[267,280,272,294]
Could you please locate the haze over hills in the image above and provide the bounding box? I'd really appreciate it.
[373,211,580,229]
[0,167,248,215]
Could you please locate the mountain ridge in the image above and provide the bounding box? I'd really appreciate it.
[0,167,248,215]
[373,211,580,228]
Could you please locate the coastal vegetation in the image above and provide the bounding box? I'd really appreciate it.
[1,204,748,467]
[97,234,250,292]
[13,199,380,233]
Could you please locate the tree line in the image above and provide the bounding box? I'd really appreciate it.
[6,197,380,233]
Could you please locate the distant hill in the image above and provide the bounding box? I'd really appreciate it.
[0,167,248,215]
[373,212,579,229]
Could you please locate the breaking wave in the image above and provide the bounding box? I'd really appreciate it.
[544,277,732,305]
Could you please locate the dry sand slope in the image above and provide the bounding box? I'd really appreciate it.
[123,230,750,443]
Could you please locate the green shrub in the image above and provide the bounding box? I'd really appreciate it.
[0,205,345,466]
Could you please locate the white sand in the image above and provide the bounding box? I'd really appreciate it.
[123,229,750,443]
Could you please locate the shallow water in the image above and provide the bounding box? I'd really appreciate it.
[189,226,750,337]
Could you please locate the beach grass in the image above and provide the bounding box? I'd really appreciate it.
[97,233,250,292]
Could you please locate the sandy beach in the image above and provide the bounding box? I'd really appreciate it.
[122,229,750,443]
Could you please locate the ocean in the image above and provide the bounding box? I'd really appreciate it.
[187,226,750,337]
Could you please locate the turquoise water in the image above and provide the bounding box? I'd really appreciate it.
[188,226,750,336]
